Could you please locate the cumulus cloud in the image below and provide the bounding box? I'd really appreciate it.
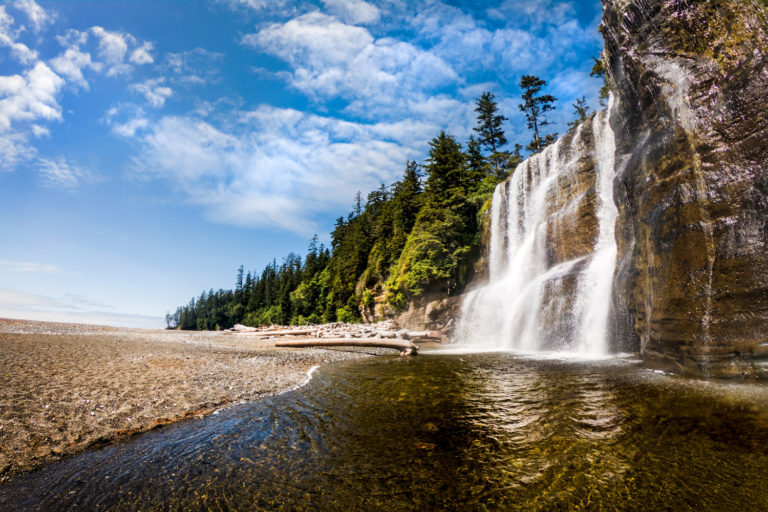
[15,0,51,32]
[50,48,100,89]
[243,12,458,117]
[129,78,173,108]
[0,62,65,132]
[0,6,38,64]
[130,41,154,64]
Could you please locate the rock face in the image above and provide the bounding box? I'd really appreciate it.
[603,0,768,375]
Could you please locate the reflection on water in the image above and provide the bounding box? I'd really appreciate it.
[2,353,768,511]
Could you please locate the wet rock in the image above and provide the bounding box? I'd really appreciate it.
[603,0,768,376]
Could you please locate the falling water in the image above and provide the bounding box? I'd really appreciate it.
[455,102,618,355]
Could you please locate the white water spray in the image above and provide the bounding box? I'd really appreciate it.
[455,102,618,356]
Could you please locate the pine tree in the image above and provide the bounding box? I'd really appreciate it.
[568,96,591,128]
[473,92,508,178]
[519,75,558,154]
[504,144,524,174]
[424,131,465,205]
[465,135,487,185]
[590,56,610,106]
[392,160,423,236]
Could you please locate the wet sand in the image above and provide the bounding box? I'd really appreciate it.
[0,319,379,481]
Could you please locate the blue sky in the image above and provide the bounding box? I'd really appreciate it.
[0,0,604,328]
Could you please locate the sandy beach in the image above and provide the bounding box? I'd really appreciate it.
[0,319,382,481]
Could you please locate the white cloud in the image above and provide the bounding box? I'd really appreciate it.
[243,12,458,117]
[0,62,65,132]
[0,6,38,64]
[0,131,35,171]
[130,41,154,64]
[56,28,88,48]
[321,0,381,25]
[166,47,224,85]
[104,103,150,137]
[90,26,128,71]
[90,26,153,76]
[14,0,51,32]
[487,0,577,28]
[50,48,100,89]
[222,0,290,12]
[0,287,163,328]
[112,116,149,137]
[37,157,94,189]
[129,107,430,234]
[129,78,173,108]
[0,260,62,273]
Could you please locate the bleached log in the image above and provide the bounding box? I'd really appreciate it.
[275,338,418,356]
[256,328,318,337]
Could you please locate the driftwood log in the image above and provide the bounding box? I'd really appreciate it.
[254,329,317,337]
[275,338,419,356]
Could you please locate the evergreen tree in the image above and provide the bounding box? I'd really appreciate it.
[424,131,465,204]
[590,56,610,106]
[173,94,507,330]
[235,264,244,302]
[519,75,558,154]
[465,135,487,185]
[568,96,591,128]
[504,144,524,173]
[473,92,508,178]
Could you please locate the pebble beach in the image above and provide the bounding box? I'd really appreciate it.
[0,319,381,481]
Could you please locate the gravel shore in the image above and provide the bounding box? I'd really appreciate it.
[0,318,382,481]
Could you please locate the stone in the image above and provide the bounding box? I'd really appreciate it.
[603,0,768,376]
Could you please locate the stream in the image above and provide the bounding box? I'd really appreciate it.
[2,352,768,511]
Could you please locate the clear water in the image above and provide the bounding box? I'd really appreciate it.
[2,353,768,511]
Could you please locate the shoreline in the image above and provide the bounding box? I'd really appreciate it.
[0,318,391,482]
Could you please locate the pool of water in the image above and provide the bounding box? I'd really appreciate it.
[3,353,768,511]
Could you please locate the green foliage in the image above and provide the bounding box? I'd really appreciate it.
[170,88,554,330]
[568,96,591,128]
[473,92,508,178]
[590,56,610,107]
[519,75,558,154]
[386,131,481,303]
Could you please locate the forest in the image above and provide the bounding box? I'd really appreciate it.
[168,72,601,330]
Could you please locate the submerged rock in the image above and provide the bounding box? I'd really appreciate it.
[603,0,768,376]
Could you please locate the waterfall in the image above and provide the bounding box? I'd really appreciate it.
[455,103,618,355]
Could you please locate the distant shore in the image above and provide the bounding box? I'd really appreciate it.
[0,318,385,482]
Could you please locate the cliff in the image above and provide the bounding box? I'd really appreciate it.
[604,0,768,376]
[454,0,768,377]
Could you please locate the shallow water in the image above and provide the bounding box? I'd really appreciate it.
[3,353,768,511]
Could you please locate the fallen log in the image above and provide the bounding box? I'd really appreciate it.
[275,338,419,356]
[399,330,449,344]
[254,328,318,337]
